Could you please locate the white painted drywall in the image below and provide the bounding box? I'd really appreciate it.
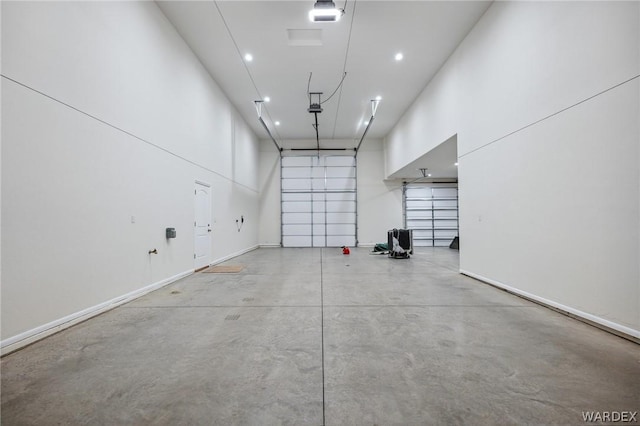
[258,141,283,246]
[384,58,458,177]
[1,1,260,348]
[356,140,404,246]
[384,1,640,336]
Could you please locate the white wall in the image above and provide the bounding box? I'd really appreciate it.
[257,139,403,247]
[384,58,458,177]
[384,1,639,337]
[356,140,404,246]
[258,142,282,246]
[1,1,260,352]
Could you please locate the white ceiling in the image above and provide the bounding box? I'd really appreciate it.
[156,0,491,176]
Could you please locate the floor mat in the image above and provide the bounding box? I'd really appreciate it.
[202,265,244,273]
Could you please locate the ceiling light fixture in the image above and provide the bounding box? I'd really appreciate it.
[264,96,270,102]
[455,162,459,166]
[309,0,344,22]
[395,53,403,61]
[371,98,380,117]
[244,53,253,62]
[275,121,280,126]
[355,98,381,156]
[254,100,282,152]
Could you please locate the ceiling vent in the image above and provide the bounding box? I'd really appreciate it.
[287,29,323,46]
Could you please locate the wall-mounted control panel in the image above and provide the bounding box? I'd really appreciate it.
[166,228,176,239]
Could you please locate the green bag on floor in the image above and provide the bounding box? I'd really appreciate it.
[373,243,388,252]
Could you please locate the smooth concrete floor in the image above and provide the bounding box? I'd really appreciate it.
[2,247,639,425]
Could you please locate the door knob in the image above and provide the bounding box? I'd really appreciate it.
[149,249,158,254]
[207,229,212,232]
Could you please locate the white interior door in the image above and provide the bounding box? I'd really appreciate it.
[194,182,212,269]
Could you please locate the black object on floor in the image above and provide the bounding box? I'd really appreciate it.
[388,229,413,258]
[449,236,459,250]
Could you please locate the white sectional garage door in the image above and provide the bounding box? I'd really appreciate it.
[404,185,458,247]
[281,156,356,247]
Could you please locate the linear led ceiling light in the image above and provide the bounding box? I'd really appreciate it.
[355,98,381,156]
[254,100,282,153]
[309,0,344,22]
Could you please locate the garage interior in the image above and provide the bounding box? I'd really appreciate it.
[2,1,639,424]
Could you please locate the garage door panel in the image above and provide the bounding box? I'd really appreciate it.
[282,156,312,167]
[406,200,431,209]
[326,167,356,178]
[313,224,326,234]
[282,201,310,213]
[282,212,311,224]
[326,179,356,191]
[434,199,458,209]
[326,156,355,167]
[407,219,432,229]
[311,167,325,178]
[325,192,356,202]
[326,200,356,213]
[282,193,311,202]
[406,212,432,220]
[326,212,354,223]
[283,224,311,235]
[311,178,326,191]
[405,187,428,198]
[435,219,458,229]
[282,167,311,179]
[313,236,326,247]
[434,210,457,219]
[282,235,312,247]
[282,178,311,191]
[433,187,457,198]
[312,212,325,223]
[327,224,354,235]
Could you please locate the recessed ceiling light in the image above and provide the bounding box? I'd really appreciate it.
[375,95,382,101]
[244,53,253,62]
[364,121,369,126]
[264,96,270,102]
[395,52,403,61]
[454,162,459,166]
[275,121,280,126]
[428,174,432,177]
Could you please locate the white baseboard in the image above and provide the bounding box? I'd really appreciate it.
[460,269,640,343]
[1,269,193,356]
[258,244,281,248]
[1,245,263,356]
[210,245,259,265]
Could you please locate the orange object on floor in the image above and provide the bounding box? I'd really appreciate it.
[342,246,350,255]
